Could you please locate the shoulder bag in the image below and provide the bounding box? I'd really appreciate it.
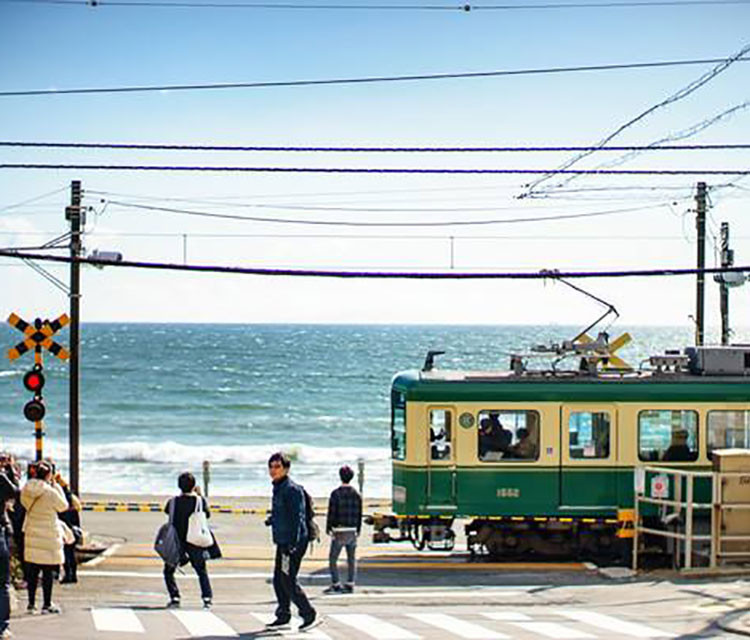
[186,496,213,548]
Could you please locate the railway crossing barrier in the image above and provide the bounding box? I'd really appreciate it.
[633,450,750,571]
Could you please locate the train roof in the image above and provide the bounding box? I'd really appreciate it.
[392,368,750,403]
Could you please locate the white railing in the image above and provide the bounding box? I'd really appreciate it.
[633,465,750,571]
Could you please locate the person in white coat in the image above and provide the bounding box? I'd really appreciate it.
[20,461,68,614]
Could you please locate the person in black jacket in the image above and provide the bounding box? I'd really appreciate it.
[0,454,19,639]
[162,472,213,609]
[324,465,362,594]
[265,452,318,632]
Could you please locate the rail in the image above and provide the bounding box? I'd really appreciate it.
[633,465,750,571]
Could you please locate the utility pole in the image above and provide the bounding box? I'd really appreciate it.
[66,180,83,495]
[719,222,732,345]
[695,182,707,347]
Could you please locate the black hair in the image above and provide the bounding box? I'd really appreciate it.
[35,461,52,481]
[268,452,291,469]
[178,471,196,493]
[339,465,354,484]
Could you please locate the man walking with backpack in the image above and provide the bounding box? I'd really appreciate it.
[265,452,319,632]
[324,465,362,594]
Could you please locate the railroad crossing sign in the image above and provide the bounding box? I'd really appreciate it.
[7,313,70,361]
[6,312,70,461]
[578,331,632,370]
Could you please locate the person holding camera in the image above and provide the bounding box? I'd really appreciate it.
[0,454,19,638]
[20,461,68,614]
[162,472,213,610]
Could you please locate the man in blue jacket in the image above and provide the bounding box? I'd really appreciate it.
[265,452,318,632]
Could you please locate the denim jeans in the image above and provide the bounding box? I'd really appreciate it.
[164,544,212,601]
[273,542,314,622]
[329,530,357,586]
[0,530,9,633]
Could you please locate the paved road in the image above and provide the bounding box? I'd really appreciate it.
[9,570,750,639]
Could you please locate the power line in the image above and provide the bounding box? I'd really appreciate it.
[3,141,750,152]
[7,0,750,9]
[522,41,750,196]
[2,56,749,97]
[3,163,749,175]
[0,186,68,213]
[2,248,749,280]
[108,199,668,226]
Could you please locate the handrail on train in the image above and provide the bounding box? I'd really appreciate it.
[633,464,750,571]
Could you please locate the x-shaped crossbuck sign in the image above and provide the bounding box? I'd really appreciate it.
[7,313,70,361]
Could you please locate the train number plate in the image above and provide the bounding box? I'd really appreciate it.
[497,488,520,498]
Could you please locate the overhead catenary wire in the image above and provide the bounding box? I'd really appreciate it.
[2,248,750,280]
[7,0,750,9]
[521,41,750,197]
[2,56,749,97]
[2,163,749,175]
[107,200,672,226]
[3,141,750,152]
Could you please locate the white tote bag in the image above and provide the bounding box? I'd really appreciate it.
[186,497,213,548]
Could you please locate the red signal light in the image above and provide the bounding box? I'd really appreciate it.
[23,369,45,393]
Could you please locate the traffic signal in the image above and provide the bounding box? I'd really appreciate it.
[23,398,45,422]
[22,364,45,423]
[23,368,45,393]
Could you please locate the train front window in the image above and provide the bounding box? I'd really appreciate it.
[391,390,406,461]
[478,410,539,462]
[569,411,610,459]
[707,410,750,459]
[429,409,452,461]
[638,410,698,462]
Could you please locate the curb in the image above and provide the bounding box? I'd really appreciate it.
[718,609,750,637]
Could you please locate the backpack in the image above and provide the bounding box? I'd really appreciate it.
[303,488,320,549]
[154,498,181,567]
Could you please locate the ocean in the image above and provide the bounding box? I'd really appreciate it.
[0,323,702,497]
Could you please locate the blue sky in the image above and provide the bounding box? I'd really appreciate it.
[1,1,749,331]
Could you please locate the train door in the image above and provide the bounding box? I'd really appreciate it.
[425,407,457,512]
[560,405,619,509]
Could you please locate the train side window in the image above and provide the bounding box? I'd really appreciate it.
[569,411,610,459]
[391,390,406,461]
[638,410,698,462]
[429,409,452,461]
[707,410,750,459]
[478,410,539,462]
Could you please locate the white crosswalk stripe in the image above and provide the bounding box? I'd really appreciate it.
[484,613,594,639]
[408,613,509,639]
[249,612,333,639]
[91,608,145,633]
[554,610,676,638]
[83,605,683,639]
[171,610,238,637]
[329,613,421,639]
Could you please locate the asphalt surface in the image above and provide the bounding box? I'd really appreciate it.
[6,497,750,639]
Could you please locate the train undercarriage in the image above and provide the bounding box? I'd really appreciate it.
[368,513,634,562]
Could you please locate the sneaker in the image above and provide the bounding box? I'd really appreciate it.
[202,598,212,610]
[265,618,291,629]
[165,598,181,609]
[25,605,37,615]
[298,612,321,632]
[342,584,354,593]
[323,584,342,594]
[41,604,61,614]
[0,629,13,639]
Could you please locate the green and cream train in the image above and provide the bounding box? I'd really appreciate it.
[371,345,750,559]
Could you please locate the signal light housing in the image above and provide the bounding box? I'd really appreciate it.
[23,399,45,423]
[23,369,45,393]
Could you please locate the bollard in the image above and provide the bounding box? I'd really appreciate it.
[202,460,210,497]
[357,457,365,497]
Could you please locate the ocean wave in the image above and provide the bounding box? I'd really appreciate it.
[0,370,22,378]
[0,438,389,466]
